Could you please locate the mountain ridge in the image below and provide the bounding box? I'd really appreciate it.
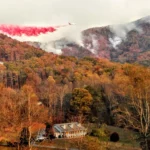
[26,16,150,66]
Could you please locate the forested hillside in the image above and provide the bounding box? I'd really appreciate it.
[0,34,45,61]
[82,18,150,66]
[0,33,149,149]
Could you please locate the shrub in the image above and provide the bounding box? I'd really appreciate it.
[110,132,119,142]
[90,124,109,141]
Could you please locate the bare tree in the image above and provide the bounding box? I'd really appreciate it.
[21,85,48,149]
[115,84,150,138]
[47,76,57,123]
[57,84,69,112]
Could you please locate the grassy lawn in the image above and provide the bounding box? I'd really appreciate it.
[38,124,141,150]
[39,137,141,150]
[106,125,140,147]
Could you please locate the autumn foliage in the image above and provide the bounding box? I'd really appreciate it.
[0,33,150,145]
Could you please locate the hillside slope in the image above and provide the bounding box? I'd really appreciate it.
[0,34,45,61]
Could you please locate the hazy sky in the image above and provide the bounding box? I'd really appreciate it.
[0,0,150,42]
[0,0,149,26]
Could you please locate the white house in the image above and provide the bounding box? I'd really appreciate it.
[0,61,4,65]
[53,122,87,138]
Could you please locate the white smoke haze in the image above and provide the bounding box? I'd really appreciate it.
[83,34,99,54]
[109,37,122,49]
[140,15,150,23]
[0,0,150,53]
[90,35,99,54]
[110,22,143,40]
[40,42,62,55]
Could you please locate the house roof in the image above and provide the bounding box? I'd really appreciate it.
[53,122,86,133]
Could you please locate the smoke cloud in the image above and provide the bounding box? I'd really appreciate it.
[109,37,122,49]
[0,0,149,53]
[109,22,143,39]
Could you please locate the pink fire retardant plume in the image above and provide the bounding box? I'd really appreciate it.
[0,23,71,36]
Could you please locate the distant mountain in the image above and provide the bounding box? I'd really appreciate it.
[81,16,150,66]
[27,16,150,66]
